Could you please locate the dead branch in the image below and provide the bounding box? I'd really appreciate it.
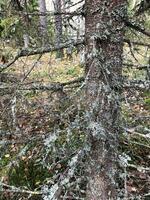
[23,10,84,16]
[1,77,150,93]
[124,19,150,37]
[1,38,149,74]
[124,79,150,91]
[0,182,43,195]
[123,63,149,70]
[127,164,150,172]
[124,128,150,139]
[0,40,84,73]
[124,39,150,48]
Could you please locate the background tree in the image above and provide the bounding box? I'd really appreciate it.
[54,0,64,58]
[38,0,48,46]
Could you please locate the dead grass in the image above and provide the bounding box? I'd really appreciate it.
[6,52,84,83]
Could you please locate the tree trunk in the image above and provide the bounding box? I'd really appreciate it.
[85,0,126,199]
[54,0,64,59]
[38,0,48,46]
[23,33,29,48]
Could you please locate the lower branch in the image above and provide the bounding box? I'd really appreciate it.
[124,19,150,37]
[0,40,84,73]
[1,78,150,92]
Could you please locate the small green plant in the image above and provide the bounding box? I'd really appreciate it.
[8,159,51,189]
[144,98,150,105]
[24,90,37,98]
[66,67,77,76]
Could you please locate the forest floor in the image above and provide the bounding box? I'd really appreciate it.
[0,48,150,199]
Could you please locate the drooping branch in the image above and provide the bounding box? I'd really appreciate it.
[124,39,150,47]
[135,0,150,16]
[1,37,149,73]
[1,77,149,93]
[123,19,150,37]
[18,41,83,57]
[0,182,43,195]
[124,79,150,91]
[0,8,84,18]
[65,0,84,9]
[123,63,149,70]
[0,40,84,72]
[0,77,84,95]
[0,53,21,73]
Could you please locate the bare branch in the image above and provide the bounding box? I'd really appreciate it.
[0,40,84,73]
[123,63,149,70]
[1,38,149,73]
[127,164,150,172]
[1,77,150,93]
[0,182,43,195]
[124,39,150,48]
[124,19,150,37]
[135,0,150,16]
[0,77,84,93]
[124,79,150,91]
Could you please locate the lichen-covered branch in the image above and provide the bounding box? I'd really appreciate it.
[0,40,84,73]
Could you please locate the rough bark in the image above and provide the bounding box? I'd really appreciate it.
[38,0,48,46]
[54,0,64,59]
[85,0,127,199]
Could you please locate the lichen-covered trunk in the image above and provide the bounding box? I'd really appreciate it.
[54,0,64,59]
[38,0,48,46]
[85,0,126,199]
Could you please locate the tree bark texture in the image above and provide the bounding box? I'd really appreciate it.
[54,0,64,58]
[85,0,127,199]
[38,0,48,46]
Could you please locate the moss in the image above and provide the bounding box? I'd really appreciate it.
[8,159,51,189]
[144,98,150,106]
[119,132,150,167]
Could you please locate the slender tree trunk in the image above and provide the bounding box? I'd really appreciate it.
[23,33,29,48]
[38,0,48,46]
[54,0,64,59]
[85,0,127,199]
[22,1,30,48]
[22,14,30,48]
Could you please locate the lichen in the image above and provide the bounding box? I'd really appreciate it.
[88,121,107,140]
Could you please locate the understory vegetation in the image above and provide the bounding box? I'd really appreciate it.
[1,49,150,199]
